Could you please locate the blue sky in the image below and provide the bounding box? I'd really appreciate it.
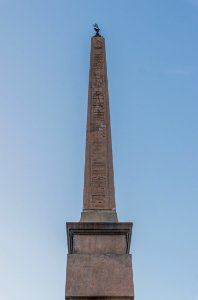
[0,1,197,299]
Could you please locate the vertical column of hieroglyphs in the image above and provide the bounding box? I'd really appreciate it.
[91,37,107,209]
[83,36,116,210]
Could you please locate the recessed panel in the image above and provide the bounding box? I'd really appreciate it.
[73,234,127,254]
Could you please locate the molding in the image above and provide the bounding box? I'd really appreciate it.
[65,297,134,299]
[66,222,133,254]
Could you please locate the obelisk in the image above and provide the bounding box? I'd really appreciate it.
[65,25,134,299]
[82,23,117,222]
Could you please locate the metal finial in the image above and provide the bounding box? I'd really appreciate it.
[93,23,101,37]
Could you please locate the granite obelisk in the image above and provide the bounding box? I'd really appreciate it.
[82,26,117,222]
[65,26,134,299]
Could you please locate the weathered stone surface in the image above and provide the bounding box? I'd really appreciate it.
[80,210,118,222]
[83,36,116,215]
[66,222,134,299]
[66,254,134,298]
[73,235,127,254]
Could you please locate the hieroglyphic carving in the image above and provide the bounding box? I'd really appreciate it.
[81,37,112,209]
[90,45,108,208]
[94,39,103,48]
[83,37,116,211]
[91,162,106,208]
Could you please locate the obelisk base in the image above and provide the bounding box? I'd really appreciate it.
[65,223,134,300]
[80,210,118,222]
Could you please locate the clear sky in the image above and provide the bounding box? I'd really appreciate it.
[0,0,197,299]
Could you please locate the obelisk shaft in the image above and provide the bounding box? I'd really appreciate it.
[82,36,117,221]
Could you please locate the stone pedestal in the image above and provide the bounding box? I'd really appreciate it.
[65,223,134,299]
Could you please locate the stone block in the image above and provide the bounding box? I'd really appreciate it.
[66,254,134,299]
